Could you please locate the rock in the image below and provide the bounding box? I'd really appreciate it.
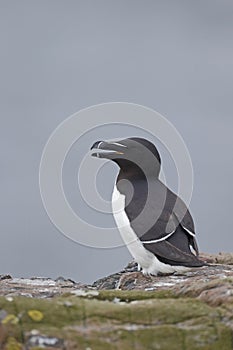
[92,254,233,296]
[0,252,233,349]
[0,277,87,299]
[0,289,232,349]
[26,334,65,349]
[0,275,12,281]
[92,272,122,290]
[200,252,233,265]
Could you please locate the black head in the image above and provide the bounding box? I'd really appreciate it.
[90,137,161,178]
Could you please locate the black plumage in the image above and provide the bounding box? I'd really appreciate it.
[91,137,205,271]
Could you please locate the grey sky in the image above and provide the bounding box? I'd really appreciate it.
[1,1,233,283]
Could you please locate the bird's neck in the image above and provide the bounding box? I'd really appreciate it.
[116,164,149,210]
[117,168,145,182]
[116,160,159,182]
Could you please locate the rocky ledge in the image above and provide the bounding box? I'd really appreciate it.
[0,253,232,349]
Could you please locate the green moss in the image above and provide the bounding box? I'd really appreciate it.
[81,297,217,325]
[0,293,232,350]
[65,325,232,350]
[184,324,232,350]
[95,289,176,301]
[108,326,184,350]
[4,337,22,350]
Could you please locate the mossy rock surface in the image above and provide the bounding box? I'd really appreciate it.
[0,291,232,350]
[0,254,233,349]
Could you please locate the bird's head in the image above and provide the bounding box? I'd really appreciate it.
[90,137,161,178]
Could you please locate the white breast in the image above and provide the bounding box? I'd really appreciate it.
[111,185,188,275]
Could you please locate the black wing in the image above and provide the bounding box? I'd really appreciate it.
[124,179,196,239]
[143,238,204,267]
[122,178,201,259]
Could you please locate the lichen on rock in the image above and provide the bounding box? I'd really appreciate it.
[0,253,232,349]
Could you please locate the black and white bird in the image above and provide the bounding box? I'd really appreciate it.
[91,137,205,275]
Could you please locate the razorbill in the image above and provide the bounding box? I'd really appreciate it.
[90,137,205,275]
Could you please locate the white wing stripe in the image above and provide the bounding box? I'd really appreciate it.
[182,225,195,237]
[110,142,127,148]
[141,231,175,244]
[141,226,195,245]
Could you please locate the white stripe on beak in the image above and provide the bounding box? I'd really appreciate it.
[110,142,127,148]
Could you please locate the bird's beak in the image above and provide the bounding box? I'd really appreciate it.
[90,140,126,159]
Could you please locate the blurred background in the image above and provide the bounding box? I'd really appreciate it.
[1,1,233,283]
